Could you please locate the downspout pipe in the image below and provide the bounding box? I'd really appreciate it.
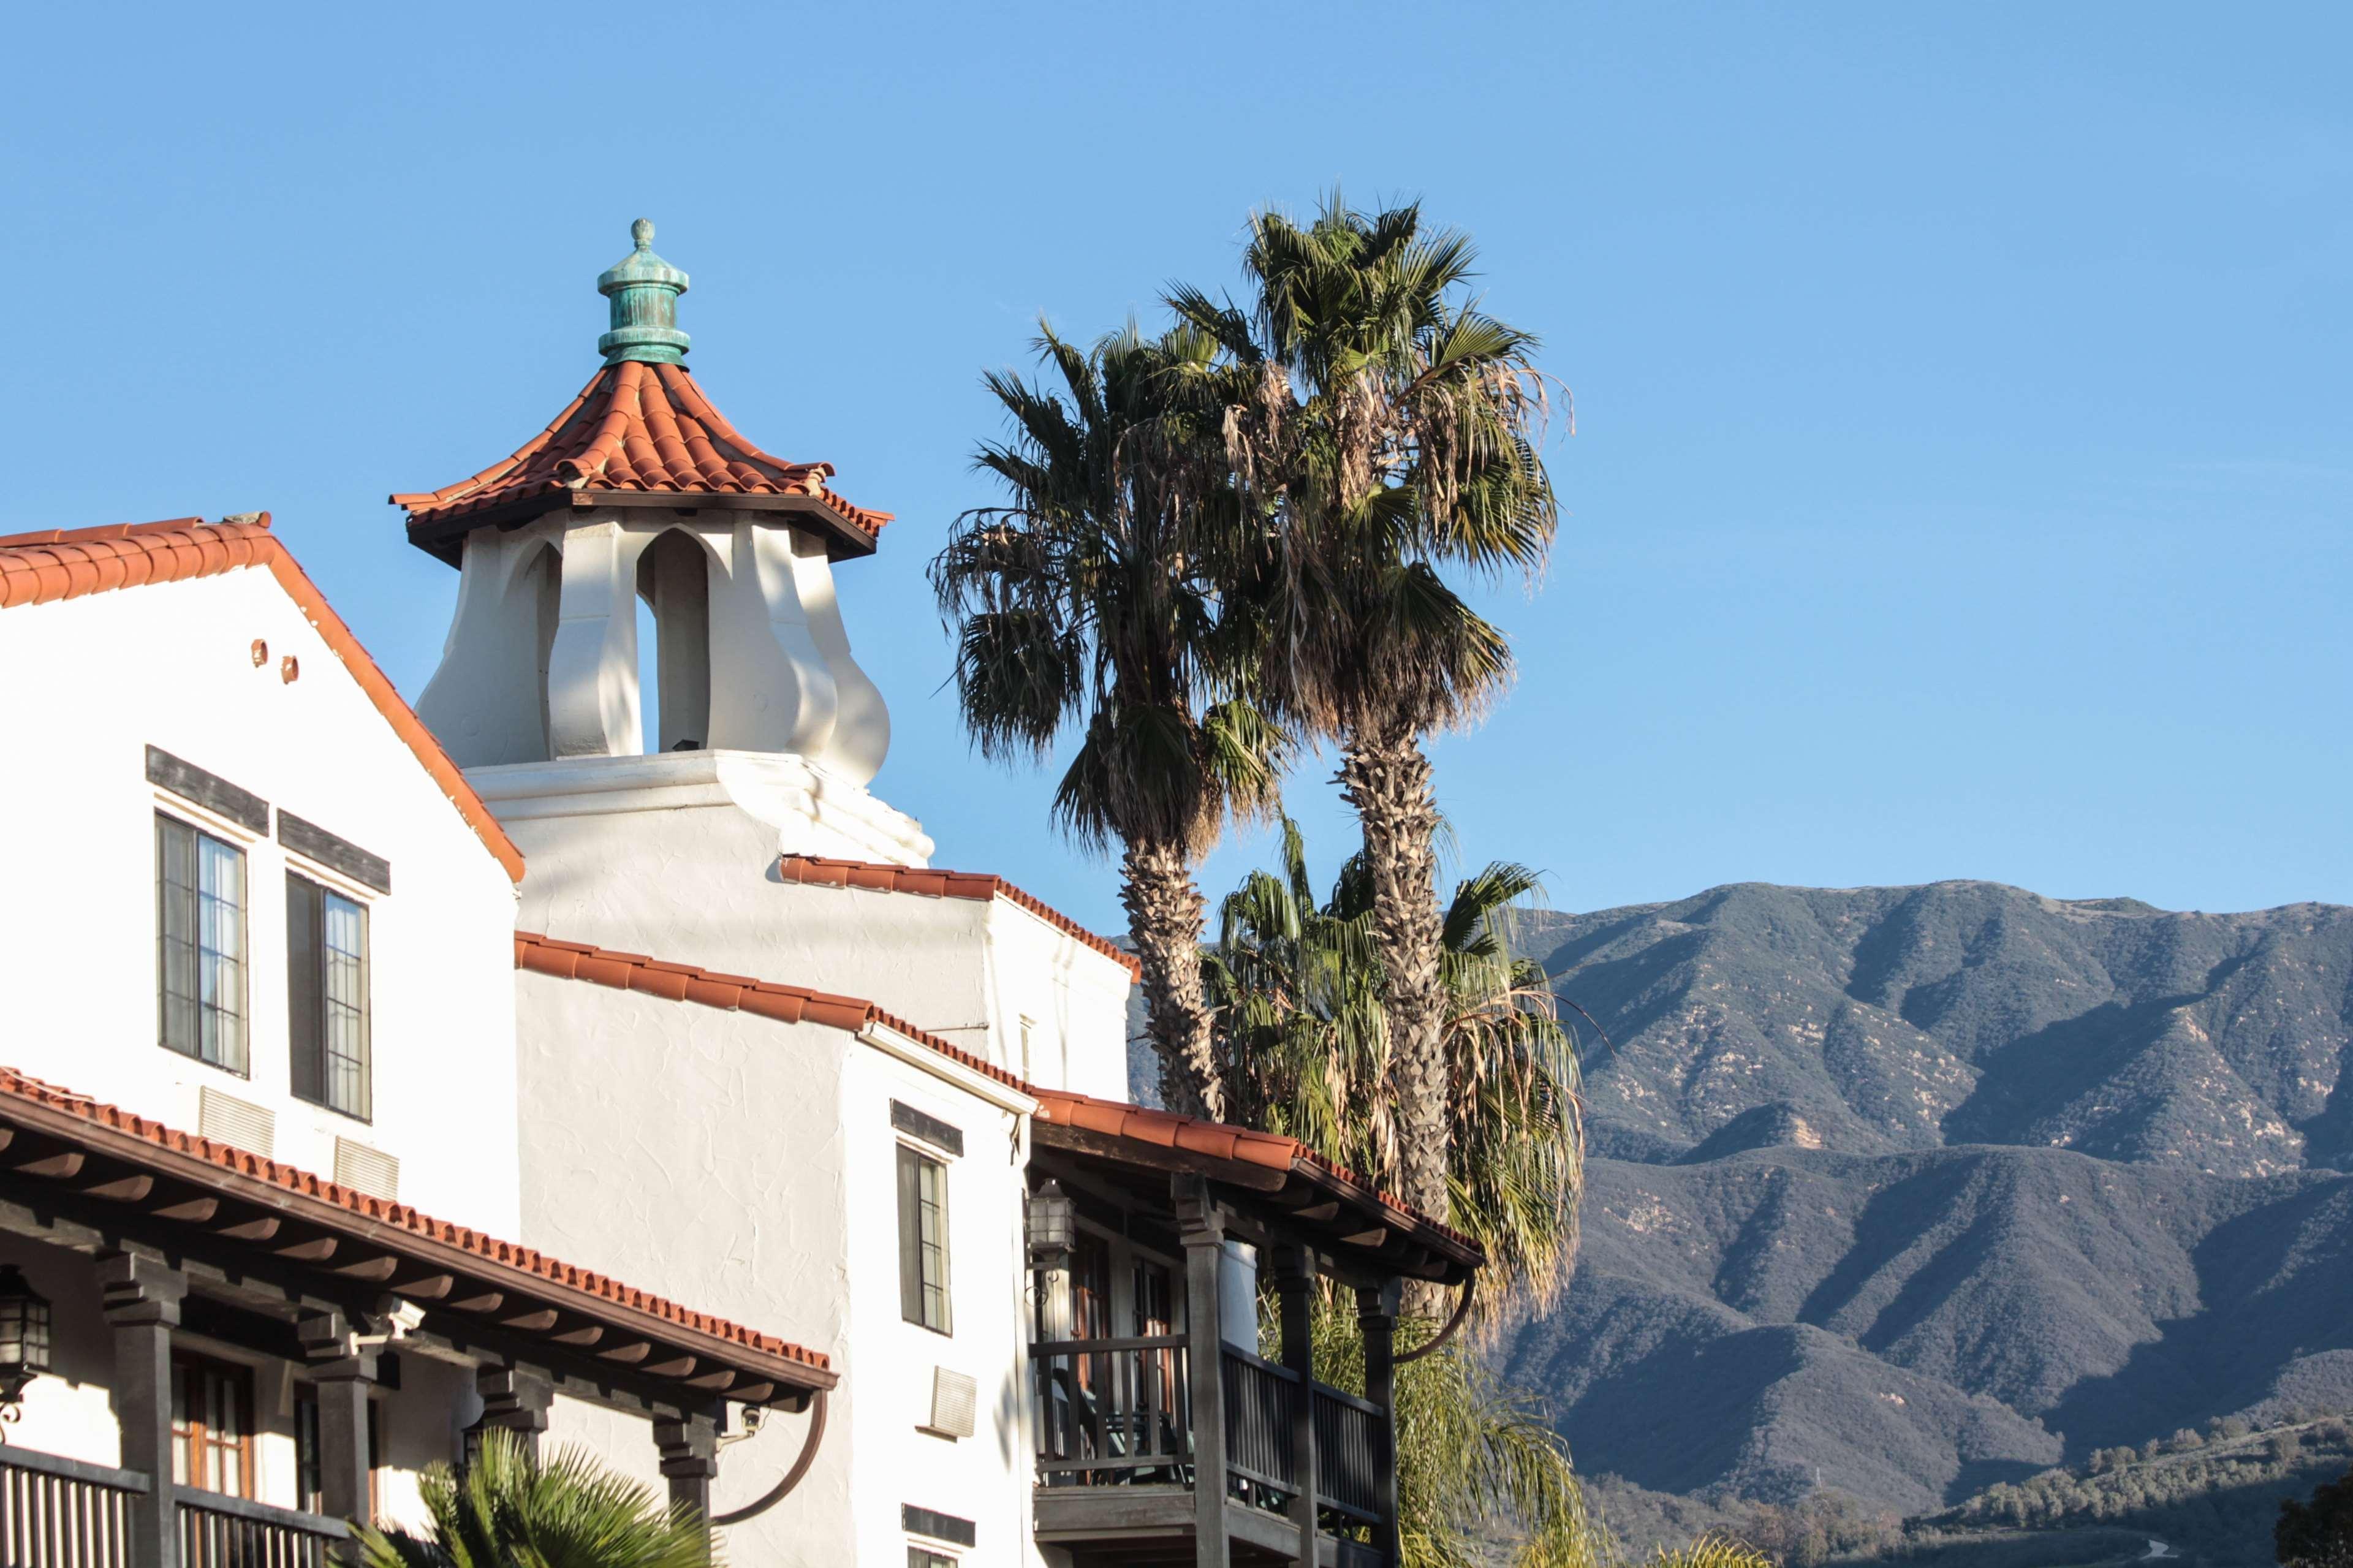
[1393,1279,1475,1365]
[711,1392,829,1526]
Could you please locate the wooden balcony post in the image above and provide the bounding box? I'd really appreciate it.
[97,1251,186,1568]
[1173,1174,1230,1568]
[1271,1244,1320,1564]
[1357,1281,1401,1565]
[654,1414,720,1562]
[298,1312,380,1528]
[472,1366,555,1463]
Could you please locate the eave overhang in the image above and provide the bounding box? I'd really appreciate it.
[0,1071,834,1415]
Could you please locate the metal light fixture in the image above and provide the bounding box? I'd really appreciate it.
[0,1265,52,1430]
[1026,1181,1077,1265]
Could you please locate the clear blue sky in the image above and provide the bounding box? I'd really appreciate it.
[7,3,2346,930]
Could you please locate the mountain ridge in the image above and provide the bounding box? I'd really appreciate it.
[1498,880,2353,1513]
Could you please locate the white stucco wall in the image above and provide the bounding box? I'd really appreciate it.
[481,762,1130,1099]
[513,973,1049,1566]
[0,567,523,1238]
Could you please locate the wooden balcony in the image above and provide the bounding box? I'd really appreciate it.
[1033,1336,1392,1566]
[0,1442,349,1568]
[1025,1088,1484,1567]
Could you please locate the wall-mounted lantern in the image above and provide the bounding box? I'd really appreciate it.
[1026,1181,1077,1266]
[0,1265,52,1431]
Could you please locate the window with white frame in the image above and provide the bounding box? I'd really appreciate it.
[287,873,371,1119]
[908,1550,956,1568]
[156,813,248,1072]
[897,1143,952,1333]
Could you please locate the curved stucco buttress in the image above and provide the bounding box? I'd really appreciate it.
[705,521,841,759]
[416,521,567,768]
[782,528,890,784]
[545,517,650,758]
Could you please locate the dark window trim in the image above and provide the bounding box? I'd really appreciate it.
[146,746,268,835]
[890,1100,964,1158]
[278,812,392,895]
[901,1504,976,1548]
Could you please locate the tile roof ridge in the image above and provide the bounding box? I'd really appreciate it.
[0,514,232,550]
[0,515,525,886]
[0,1064,829,1373]
[512,930,1031,1095]
[392,362,890,542]
[774,854,1142,979]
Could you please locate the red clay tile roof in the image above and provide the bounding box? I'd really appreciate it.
[776,855,1142,979]
[1028,1088,1482,1256]
[0,1065,832,1383]
[513,932,1028,1095]
[0,517,525,884]
[512,932,1474,1257]
[391,360,890,553]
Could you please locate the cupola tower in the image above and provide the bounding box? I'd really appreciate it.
[396,221,893,785]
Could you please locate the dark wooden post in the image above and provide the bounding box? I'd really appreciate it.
[473,1366,555,1461]
[1357,1281,1401,1565]
[98,1252,186,1568]
[1173,1175,1230,1568]
[298,1312,380,1527]
[654,1414,721,1562]
[1271,1244,1320,1563]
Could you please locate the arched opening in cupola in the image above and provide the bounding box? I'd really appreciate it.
[634,528,713,754]
[526,542,561,759]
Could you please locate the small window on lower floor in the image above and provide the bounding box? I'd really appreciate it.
[170,1353,254,1498]
[909,1551,957,1568]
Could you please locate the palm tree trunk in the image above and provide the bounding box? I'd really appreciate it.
[1121,837,1226,1121]
[1339,723,1453,1317]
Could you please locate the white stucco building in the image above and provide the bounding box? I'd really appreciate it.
[0,224,1480,1568]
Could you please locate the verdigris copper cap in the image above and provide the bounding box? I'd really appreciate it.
[596,218,691,365]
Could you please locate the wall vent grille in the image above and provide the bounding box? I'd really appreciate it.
[922,1366,978,1439]
[333,1138,400,1200]
[197,1088,275,1156]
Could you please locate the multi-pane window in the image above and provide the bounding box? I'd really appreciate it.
[897,1144,952,1333]
[171,1354,254,1497]
[157,814,247,1072]
[908,1551,956,1568]
[288,874,371,1119]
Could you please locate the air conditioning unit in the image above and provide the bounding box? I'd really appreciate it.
[921,1366,978,1439]
[197,1087,275,1156]
[333,1137,400,1201]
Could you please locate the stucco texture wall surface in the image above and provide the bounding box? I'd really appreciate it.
[515,972,1051,1566]
[0,567,524,1237]
[491,784,1131,1102]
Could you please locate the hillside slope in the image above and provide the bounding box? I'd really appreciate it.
[1497,882,2353,1512]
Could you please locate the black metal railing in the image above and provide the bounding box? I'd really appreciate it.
[1033,1335,1192,1485]
[177,1488,350,1568]
[1219,1347,1300,1496]
[0,1444,148,1568]
[1314,1382,1385,1526]
[1033,1334,1394,1552]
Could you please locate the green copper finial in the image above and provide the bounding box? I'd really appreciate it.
[596,218,691,365]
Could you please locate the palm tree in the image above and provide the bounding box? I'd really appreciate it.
[1205,819,1582,1324]
[352,1431,715,1568]
[934,322,1283,1119]
[1169,195,1561,1254]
